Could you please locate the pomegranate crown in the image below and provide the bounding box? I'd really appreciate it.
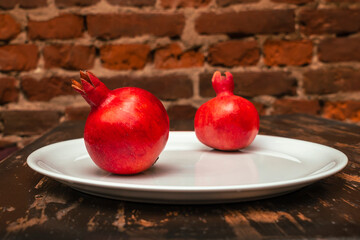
[71,71,110,107]
[211,71,234,95]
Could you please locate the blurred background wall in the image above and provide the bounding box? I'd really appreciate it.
[0,0,360,149]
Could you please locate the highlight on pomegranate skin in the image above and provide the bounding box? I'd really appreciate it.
[72,71,170,175]
[194,71,259,151]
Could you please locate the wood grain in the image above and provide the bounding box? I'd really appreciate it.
[0,115,359,239]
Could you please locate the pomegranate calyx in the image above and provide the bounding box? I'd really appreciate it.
[211,71,234,96]
[71,71,110,108]
[80,70,102,87]
[71,79,84,93]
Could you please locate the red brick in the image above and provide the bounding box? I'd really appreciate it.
[252,102,265,116]
[299,9,360,35]
[0,0,16,9]
[0,77,19,104]
[263,40,313,66]
[323,101,360,122]
[0,139,17,149]
[43,44,95,70]
[271,0,313,3]
[65,106,90,121]
[303,68,360,94]
[55,0,100,8]
[0,14,21,40]
[208,40,260,67]
[0,110,60,135]
[100,44,150,70]
[108,0,155,7]
[196,10,294,35]
[19,0,47,8]
[200,71,296,97]
[273,99,320,115]
[216,0,259,6]
[21,76,75,101]
[102,74,193,100]
[325,0,360,2]
[318,38,360,62]
[154,43,204,69]
[28,14,84,40]
[0,45,38,71]
[167,105,197,120]
[87,13,185,39]
[161,0,210,8]
[0,0,43,9]
[167,105,197,130]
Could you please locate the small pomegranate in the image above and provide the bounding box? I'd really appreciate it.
[72,71,169,174]
[194,71,259,151]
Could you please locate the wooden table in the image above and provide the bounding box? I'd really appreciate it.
[1,114,359,239]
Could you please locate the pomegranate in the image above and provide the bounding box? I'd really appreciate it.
[194,71,259,151]
[71,71,169,174]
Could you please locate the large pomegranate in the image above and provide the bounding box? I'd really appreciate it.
[72,71,169,174]
[194,71,259,151]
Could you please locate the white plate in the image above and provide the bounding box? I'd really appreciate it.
[27,132,348,204]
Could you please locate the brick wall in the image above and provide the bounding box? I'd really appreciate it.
[0,0,360,148]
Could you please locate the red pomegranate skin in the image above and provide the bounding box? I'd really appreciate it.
[72,71,169,174]
[194,71,259,151]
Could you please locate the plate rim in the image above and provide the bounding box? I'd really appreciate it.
[26,132,348,193]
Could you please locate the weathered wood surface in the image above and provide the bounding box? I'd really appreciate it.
[0,114,359,239]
